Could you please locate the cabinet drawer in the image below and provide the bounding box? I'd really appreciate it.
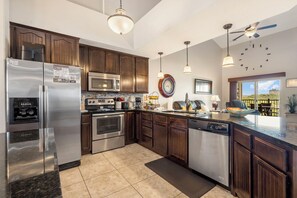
[140,135,152,149]
[142,120,152,128]
[142,112,153,121]
[169,117,187,129]
[81,114,91,123]
[234,127,252,149]
[254,137,287,172]
[154,114,167,125]
[142,126,152,137]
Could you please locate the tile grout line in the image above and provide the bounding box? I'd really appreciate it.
[77,164,93,198]
[115,166,145,198]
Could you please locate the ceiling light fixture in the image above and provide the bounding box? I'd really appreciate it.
[183,41,192,74]
[157,52,164,78]
[107,0,134,35]
[222,23,234,68]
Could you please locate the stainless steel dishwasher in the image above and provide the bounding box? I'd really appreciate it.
[189,119,230,187]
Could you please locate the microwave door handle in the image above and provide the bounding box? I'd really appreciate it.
[39,85,44,129]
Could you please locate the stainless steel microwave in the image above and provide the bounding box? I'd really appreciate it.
[88,72,120,92]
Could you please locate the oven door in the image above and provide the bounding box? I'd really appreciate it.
[92,113,124,140]
[88,73,120,92]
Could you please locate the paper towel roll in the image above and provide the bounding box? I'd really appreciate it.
[167,97,174,110]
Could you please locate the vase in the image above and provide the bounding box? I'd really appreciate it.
[289,108,296,114]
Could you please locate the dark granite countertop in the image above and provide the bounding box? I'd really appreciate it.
[0,130,61,198]
[82,109,297,149]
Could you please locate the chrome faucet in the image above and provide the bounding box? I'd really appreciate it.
[185,93,191,111]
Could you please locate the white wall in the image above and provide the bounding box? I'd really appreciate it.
[222,27,297,116]
[0,0,9,133]
[149,40,222,109]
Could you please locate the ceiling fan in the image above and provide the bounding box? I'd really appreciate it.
[230,22,277,41]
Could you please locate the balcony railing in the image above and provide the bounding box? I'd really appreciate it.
[241,99,280,117]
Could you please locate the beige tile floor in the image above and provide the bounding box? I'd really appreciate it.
[60,143,235,198]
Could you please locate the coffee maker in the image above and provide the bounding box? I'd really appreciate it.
[135,97,142,109]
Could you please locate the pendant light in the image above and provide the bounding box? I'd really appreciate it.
[183,41,192,74]
[157,52,164,78]
[107,0,134,35]
[222,23,234,67]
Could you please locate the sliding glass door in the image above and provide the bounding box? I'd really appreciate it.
[240,79,280,116]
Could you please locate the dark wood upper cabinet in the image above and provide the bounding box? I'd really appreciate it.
[81,114,91,155]
[88,47,105,73]
[233,141,252,198]
[135,57,149,93]
[125,112,136,145]
[106,51,120,74]
[120,55,135,93]
[79,45,88,91]
[49,34,79,66]
[10,25,47,60]
[253,155,287,198]
[10,24,79,66]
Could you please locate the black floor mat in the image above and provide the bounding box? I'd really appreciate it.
[145,158,215,198]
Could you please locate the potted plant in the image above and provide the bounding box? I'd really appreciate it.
[287,94,297,113]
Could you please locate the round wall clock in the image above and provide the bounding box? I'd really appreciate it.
[239,42,271,71]
[158,74,176,98]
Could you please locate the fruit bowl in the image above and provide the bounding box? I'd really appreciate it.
[227,108,256,118]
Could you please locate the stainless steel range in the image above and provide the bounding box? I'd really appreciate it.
[86,98,125,153]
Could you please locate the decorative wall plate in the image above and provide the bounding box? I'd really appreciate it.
[158,74,176,98]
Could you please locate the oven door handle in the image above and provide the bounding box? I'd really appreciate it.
[92,113,125,117]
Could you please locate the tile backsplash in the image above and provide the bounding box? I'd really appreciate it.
[81,92,144,107]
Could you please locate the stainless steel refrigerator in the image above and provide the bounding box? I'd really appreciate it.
[6,58,81,168]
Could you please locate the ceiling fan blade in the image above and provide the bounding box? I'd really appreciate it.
[251,22,260,28]
[233,34,244,41]
[253,33,260,38]
[257,24,277,30]
[230,31,245,34]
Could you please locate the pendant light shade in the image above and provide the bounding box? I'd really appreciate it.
[157,52,164,78]
[107,0,134,35]
[222,23,234,68]
[183,41,192,74]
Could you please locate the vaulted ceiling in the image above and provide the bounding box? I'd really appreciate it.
[10,0,297,59]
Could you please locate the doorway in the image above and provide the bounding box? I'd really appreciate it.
[240,79,280,116]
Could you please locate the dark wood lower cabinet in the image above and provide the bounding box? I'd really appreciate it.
[168,126,188,164]
[153,123,168,156]
[81,114,91,155]
[253,155,287,198]
[135,112,141,141]
[233,141,252,198]
[232,127,291,198]
[125,112,136,145]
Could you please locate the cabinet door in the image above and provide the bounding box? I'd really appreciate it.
[50,34,79,66]
[153,124,168,156]
[88,48,105,73]
[125,112,136,145]
[135,112,141,141]
[168,127,188,164]
[120,55,135,92]
[79,45,88,91]
[11,25,46,59]
[253,155,287,198]
[81,115,91,155]
[106,51,120,74]
[135,57,149,93]
[234,142,252,198]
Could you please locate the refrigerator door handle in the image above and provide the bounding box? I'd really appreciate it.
[39,85,44,129]
[44,85,49,128]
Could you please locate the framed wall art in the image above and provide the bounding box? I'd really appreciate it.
[194,79,212,94]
